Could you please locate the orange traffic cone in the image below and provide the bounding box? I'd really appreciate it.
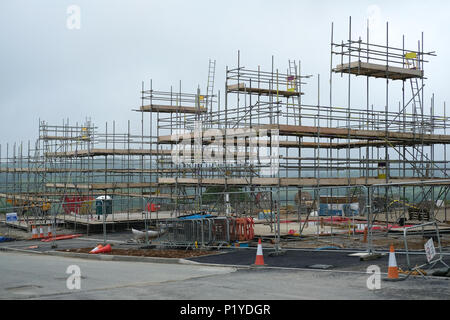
[252,238,266,266]
[89,244,103,254]
[31,225,38,239]
[47,224,52,238]
[95,244,112,254]
[387,244,399,280]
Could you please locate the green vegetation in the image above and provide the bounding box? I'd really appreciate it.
[202,186,250,204]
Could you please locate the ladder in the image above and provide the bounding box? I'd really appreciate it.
[288,60,298,92]
[410,77,424,133]
[288,60,300,126]
[204,59,216,128]
[404,53,433,210]
[404,53,428,134]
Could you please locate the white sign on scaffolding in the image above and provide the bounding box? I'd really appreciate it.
[424,238,436,263]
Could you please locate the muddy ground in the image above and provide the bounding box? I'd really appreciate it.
[59,247,219,258]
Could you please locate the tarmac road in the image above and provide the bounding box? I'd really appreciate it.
[0,251,449,300]
[189,247,450,272]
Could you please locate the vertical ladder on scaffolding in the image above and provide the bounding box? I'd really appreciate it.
[288,60,298,89]
[289,59,304,228]
[33,122,50,226]
[405,53,425,134]
[409,76,426,177]
[288,59,299,126]
[205,59,216,128]
[405,53,429,208]
[288,60,298,93]
[410,77,423,133]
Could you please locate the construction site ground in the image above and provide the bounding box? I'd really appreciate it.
[2,221,450,300]
[1,222,449,275]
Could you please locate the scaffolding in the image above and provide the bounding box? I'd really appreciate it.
[1,17,450,251]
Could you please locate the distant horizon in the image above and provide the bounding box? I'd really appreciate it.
[1,1,450,152]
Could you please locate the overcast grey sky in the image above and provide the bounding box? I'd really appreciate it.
[1,0,449,148]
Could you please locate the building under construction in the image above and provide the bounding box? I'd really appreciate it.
[1,18,450,250]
